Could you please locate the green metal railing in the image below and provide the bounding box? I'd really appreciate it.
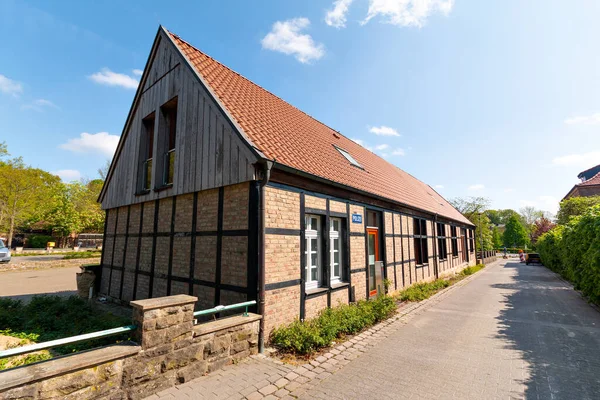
[0,325,136,359]
[193,300,256,318]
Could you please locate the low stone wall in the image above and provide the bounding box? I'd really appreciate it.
[0,295,260,400]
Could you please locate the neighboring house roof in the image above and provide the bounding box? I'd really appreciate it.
[563,171,600,200]
[168,30,472,226]
[577,164,600,181]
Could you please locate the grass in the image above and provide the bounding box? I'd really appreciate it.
[396,264,486,303]
[12,250,101,259]
[0,296,130,370]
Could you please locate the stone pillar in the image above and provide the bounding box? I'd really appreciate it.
[124,295,199,398]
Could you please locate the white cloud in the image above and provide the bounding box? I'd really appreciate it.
[53,169,82,182]
[21,98,59,112]
[0,74,23,96]
[468,184,485,191]
[89,68,139,89]
[59,132,120,158]
[362,0,454,27]
[564,113,600,125]
[392,148,406,156]
[351,138,373,151]
[261,18,325,64]
[504,188,515,193]
[552,151,600,167]
[434,184,444,189]
[369,125,400,136]
[132,69,143,76]
[375,144,389,150]
[325,0,354,28]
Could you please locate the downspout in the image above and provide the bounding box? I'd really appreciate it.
[258,160,273,354]
[433,214,439,280]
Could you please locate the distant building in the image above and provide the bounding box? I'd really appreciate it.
[563,164,600,200]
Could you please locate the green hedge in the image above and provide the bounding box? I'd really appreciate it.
[537,205,600,303]
[271,296,396,355]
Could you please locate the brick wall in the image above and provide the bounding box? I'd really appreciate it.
[100,182,253,312]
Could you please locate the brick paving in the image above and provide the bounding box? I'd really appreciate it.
[150,260,600,399]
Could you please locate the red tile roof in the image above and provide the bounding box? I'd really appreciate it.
[169,31,472,226]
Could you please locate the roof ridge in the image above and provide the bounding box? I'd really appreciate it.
[168,30,358,145]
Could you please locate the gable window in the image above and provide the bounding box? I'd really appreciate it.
[436,222,448,260]
[330,218,342,283]
[451,226,458,257]
[413,218,429,265]
[305,215,321,289]
[334,146,363,169]
[139,113,155,191]
[158,97,178,187]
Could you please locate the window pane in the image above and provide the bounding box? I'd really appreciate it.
[334,262,340,278]
[311,267,318,281]
[311,238,318,252]
[333,219,340,232]
[334,251,339,264]
[334,239,339,251]
[311,252,318,267]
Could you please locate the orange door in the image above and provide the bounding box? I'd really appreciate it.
[367,228,379,297]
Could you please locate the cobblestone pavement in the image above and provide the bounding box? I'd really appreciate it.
[150,260,600,399]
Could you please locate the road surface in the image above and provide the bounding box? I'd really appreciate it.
[0,266,78,301]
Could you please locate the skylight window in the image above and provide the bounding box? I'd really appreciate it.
[335,146,363,169]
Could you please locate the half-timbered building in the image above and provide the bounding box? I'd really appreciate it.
[99,26,476,345]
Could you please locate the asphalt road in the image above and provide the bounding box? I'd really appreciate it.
[9,255,66,262]
[0,266,79,301]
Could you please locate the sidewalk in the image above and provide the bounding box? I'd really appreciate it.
[148,262,492,400]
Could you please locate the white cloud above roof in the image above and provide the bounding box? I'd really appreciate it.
[0,74,23,96]
[369,125,400,136]
[362,0,454,27]
[564,113,600,125]
[325,0,354,28]
[261,18,325,64]
[89,68,139,89]
[59,132,119,158]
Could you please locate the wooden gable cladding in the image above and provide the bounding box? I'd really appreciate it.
[101,29,258,210]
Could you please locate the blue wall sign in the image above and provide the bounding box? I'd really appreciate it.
[352,213,363,224]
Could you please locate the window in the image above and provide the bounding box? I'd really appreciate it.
[330,218,342,283]
[469,229,475,252]
[159,97,178,187]
[451,226,458,257]
[140,113,155,191]
[334,146,362,169]
[413,218,429,265]
[436,222,448,260]
[305,215,321,289]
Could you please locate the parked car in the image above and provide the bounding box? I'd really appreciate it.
[526,252,542,265]
[0,239,11,263]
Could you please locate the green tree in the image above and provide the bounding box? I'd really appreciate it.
[450,197,494,250]
[503,215,530,248]
[556,195,600,225]
[0,158,59,246]
[492,226,503,248]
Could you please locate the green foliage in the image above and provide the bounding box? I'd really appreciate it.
[271,296,396,355]
[460,264,485,276]
[537,206,600,303]
[27,234,55,249]
[0,295,130,356]
[0,351,52,371]
[397,280,450,302]
[503,215,530,248]
[492,227,503,248]
[63,251,102,260]
[486,209,521,226]
[556,195,600,225]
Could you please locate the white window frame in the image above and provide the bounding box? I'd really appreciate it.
[330,218,342,284]
[305,215,321,289]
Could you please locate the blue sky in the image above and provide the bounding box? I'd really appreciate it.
[1,0,599,215]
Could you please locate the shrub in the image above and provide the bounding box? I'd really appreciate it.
[26,235,55,249]
[460,264,485,276]
[271,295,396,355]
[537,205,600,304]
[63,251,101,260]
[398,280,450,302]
